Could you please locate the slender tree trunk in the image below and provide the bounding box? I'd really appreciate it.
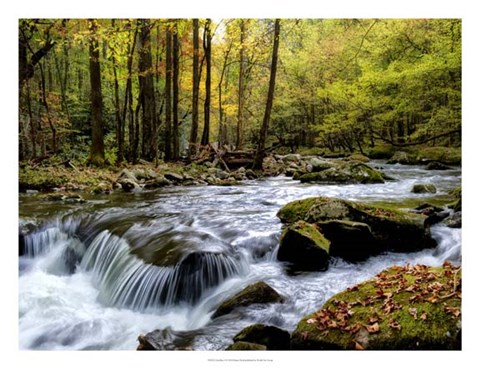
[218,42,232,147]
[201,19,212,146]
[165,26,173,161]
[111,19,124,163]
[121,21,137,163]
[88,19,105,166]
[189,19,200,157]
[25,79,36,158]
[172,24,180,160]
[39,62,56,154]
[236,19,246,150]
[253,19,281,170]
[138,19,157,161]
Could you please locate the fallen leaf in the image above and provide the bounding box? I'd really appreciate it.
[408,307,418,320]
[420,312,428,321]
[388,319,401,331]
[369,316,379,324]
[354,341,365,350]
[444,306,461,318]
[366,322,380,334]
[306,318,317,324]
[347,285,359,292]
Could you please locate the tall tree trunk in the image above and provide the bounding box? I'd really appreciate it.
[39,62,56,154]
[121,20,137,163]
[189,19,200,157]
[218,41,232,147]
[88,19,105,166]
[236,19,246,150]
[172,24,180,160]
[111,19,124,163]
[165,26,173,161]
[201,19,212,146]
[25,79,37,158]
[138,19,157,161]
[253,19,280,170]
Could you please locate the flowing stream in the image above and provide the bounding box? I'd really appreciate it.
[18,161,461,350]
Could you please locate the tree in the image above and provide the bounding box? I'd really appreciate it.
[189,18,200,156]
[253,19,281,169]
[172,22,180,160]
[87,19,105,166]
[201,19,212,146]
[236,19,246,150]
[164,24,173,161]
[138,19,157,162]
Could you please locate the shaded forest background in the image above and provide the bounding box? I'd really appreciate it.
[18,18,461,167]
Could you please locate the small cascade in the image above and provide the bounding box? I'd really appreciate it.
[80,230,249,311]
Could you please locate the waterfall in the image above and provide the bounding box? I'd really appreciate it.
[80,230,249,311]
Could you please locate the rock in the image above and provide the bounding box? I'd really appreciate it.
[282,154,302,162]
[26,189,39,194]
[117,178,140,192]
[245,169,258,179]
[144,176,172,188]
[91,181,112,194]
[346,153,370,163]
[316,220,380,262]
[226,341,267,350]
[285,167,297,177]
[291,264,461,350]
[137,328,193,350]
[444,211,461,228]
[133,168,157,180]
[309,158,334,172]
[212,281,284,318]
[386,151,415,165]
[411,184,437,194]
[118,168,138,182]
[215,169,230,180]
[233,324,290,350]
[299,161,384,184]
[164,172,184,182]
[277,197,436,253]
[44,193,86,203]
[426,161,452,170]
[277,220,330,271]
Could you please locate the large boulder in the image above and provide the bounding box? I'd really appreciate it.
[212,281,284,318]
[277,197,436,254]
[309,158,335,172]
[226,341,267,350]
[426,161,451,170]
[387,151,415,165]
[299,161,384,184]
[411,184,437,194]
[291,263,461,350]
[316,220,380,262]
[232,324,290,350]
[277,221,330,271]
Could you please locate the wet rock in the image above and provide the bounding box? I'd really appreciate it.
[282,154,302,162]
[277,196,436,253]
[309,157,335,172]
[426,161,452,170]
[226,341,267,350]
[44,193,86,203]
[91,181,112,194]
[444,211,462,228]
[316,220,380,262]
[346,153,370,163]
[144,176,172,188]
[299,161,384,184]
[411,184,437,194]
[164,172,184,182]
[117,178,140,192]
[291,264,461,350]
[278,221,330,271]
[245,169,258,179]
[137,327,194,350]
[118,168,138,182]
[386,151,415,165]
[212,281,284,318]
[215,169,230,180]
[232,324,290,350]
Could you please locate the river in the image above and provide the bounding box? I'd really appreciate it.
[18,161,461,350]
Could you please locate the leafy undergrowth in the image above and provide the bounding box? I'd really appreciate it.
[292,262,461,350]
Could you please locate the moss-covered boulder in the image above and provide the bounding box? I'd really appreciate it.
[426,161,452,170]
[386,151,415,165]
[277,197,436,254]
[212,281,284,318]
[316,220,380,262]
[291,263,461,350]
[411,184,437,194]
[416,147,461,165]
[232,324,290,350]
[346,153,370,163]
[277,221,330,271]
[226,341,267,350]
[299,161,384,184]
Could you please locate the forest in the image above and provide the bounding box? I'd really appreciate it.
[19,18,461,169]
[18,18,462,353]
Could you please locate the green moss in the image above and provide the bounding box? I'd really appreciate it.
[226,341,267,350]
[416,147,461,165]
[277,197,320,224]
[286,221,330,253]
[292,264,461,350]
[448,186,461,199]
[365,144,398,159]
